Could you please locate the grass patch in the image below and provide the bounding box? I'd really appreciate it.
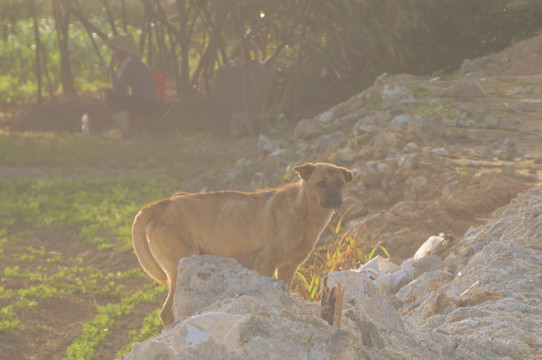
[63,283,164,360]
[0,176,177,250]
[0,131,236,170]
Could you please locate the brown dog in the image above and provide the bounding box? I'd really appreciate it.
[132,162,352,326]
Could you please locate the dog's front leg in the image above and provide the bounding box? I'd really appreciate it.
[276,263,300,289]
[253,251,277,278]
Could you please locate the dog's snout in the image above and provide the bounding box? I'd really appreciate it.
[321,194,343,209]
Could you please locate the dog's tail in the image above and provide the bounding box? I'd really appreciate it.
[132,204,168,285]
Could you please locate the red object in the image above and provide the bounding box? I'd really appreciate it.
[153,70,165,102]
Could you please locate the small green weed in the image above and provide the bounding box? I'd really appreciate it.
[0,300,37,333]
[407,84,432,99]
[117,309,163,357]
[345,131,370,152]
[293,214,389,302]
[365,91,382,110]
[407,98,456,119]
[63,283,164,360]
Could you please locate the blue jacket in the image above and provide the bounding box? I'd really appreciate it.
[113,56,158,103]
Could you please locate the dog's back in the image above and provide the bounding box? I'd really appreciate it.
[145,185,299,263]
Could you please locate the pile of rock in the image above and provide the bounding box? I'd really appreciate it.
[236,72,533,260]
[459,34,542,77]
[121,256,357,360]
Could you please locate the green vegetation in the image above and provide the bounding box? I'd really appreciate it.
[407,84,432,99]
[64,284,164,360]
[2,0,540,126]
[0,174,180,251]
[0,300,37,333]
[293,214,389,302]
[0,132,224,168]
[365,91,383,111]
[0,129,391,358]
[117,309,162,357]
[0,131,242,358]
[0,17,110,104]
[345,131,370,153]
[407,98,457,120]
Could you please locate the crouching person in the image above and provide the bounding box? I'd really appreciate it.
[105,34,158,133]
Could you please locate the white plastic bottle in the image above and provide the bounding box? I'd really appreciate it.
[81,113,90,134]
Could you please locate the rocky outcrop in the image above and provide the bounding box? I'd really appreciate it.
[121,187,542,360]
[223,70,536,261]
[459,34,542,76]
[121,256,358,360]
[397,187,542,359]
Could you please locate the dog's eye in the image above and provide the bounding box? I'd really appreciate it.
[316,180,326,188]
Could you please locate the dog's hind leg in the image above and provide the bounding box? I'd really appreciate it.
[157,256,179,327]
[148,227,197,327]
[160,260,181,327]
[277,263,301,289]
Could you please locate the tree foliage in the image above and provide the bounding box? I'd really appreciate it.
[1,0,542,120]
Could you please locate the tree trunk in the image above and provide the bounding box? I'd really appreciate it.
[154,0,182,99]
[53,0,76,98]
[176,0,192,99]
[234,3,255,136]
[70,5,107,40]
[190,7,227,93]
[69,4,108,71]
[121,0,127,32]
[102,0,118,36]
[32,14,42,104]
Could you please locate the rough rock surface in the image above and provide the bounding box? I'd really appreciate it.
[212,59,541,263]
[459,34,542,77]
[398,187,542,359]
[121,187,542,360]
[121,256,357,360]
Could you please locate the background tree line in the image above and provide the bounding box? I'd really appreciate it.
[2,0,542,122]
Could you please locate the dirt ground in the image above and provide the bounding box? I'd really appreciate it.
[1,36,542,360]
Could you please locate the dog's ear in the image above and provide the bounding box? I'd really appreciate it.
[295,163,316,181]
[342,168,353,182]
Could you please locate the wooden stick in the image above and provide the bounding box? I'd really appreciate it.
[320,278,345,329]
[333,282,345,329]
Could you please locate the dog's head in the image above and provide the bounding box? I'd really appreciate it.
[295,162,353,209]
